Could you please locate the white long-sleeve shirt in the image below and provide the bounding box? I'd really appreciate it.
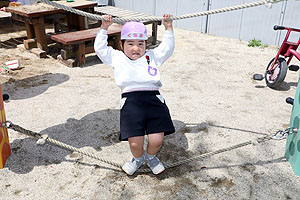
[94,28,175,93]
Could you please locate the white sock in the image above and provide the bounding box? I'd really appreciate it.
[145,153,155,159]
[134,155,144,162]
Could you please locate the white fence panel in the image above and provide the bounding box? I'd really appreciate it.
[132,0,156,16]
[278,0,300,46]
[176,0,208,33]
[206,0,244,39]
[239,0,285,46]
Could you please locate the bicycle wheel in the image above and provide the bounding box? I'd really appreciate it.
[265,57,287,88]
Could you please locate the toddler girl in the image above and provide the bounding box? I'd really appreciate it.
[94,14,175,175]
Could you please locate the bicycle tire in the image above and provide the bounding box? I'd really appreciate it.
[265,57,287,88]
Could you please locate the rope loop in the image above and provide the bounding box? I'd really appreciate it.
[36,134,48,145]
[1,120,12,129]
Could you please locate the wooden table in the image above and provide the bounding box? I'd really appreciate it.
[51,23,122,67]
[6,0,97,53]
[94,6,161,45]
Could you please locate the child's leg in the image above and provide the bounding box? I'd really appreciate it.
[122,136,145,175]
[146,132,165,174]
[146,132,164,155]
[128,135,145,158]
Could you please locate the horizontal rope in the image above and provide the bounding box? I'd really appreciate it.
[39,0,285,23]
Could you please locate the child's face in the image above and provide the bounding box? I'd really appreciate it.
[122,39,146,60]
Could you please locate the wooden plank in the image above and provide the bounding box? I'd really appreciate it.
[121,13,149,18]
[52,28,98,44]
[95,6,153,18]
[95,6,129,14]
[112,12,149,18]
[5,0,97,18]
[103,10,137,17]
[95,6,153,16]
[94,6,118,13]
[96,6,142,15]
[51,24,122,45]
[11,13,27,23]
[94,6,159,25]
[110,10,135,15]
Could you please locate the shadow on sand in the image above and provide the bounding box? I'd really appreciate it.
[1,73,69,100]
[5,108,205,175]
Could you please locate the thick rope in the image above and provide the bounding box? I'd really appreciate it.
[8,122,273,173]
[10,123,124,169]
[164,136,271,169]
[39,0,285,23]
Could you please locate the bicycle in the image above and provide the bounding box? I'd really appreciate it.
[254,25,300,88]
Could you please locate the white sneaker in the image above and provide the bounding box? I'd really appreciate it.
[145,155,165,175]
[122,157,144,175]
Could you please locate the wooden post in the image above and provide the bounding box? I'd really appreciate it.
[77,15,87,30]
[67,13,87,31]
[114,33,121,50]
[66,13,76,31]
[0,84,11,169]
[33,17,48,52]
[151,22,158,45]
[77,43,86,65]
[25,21,35,39]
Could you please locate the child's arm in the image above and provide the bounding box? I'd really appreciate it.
[94,15,117,66]
[152,14,175,67]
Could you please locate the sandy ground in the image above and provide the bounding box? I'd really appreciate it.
[0,20,300,200]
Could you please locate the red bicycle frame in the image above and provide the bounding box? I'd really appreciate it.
[270,25,300,70]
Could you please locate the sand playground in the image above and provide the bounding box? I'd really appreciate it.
[0,19,300,199]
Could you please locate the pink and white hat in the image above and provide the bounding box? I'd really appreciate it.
[121,21,148,40]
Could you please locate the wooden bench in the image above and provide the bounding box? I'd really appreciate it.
[51,23,122,67]
[94,6,161,45]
